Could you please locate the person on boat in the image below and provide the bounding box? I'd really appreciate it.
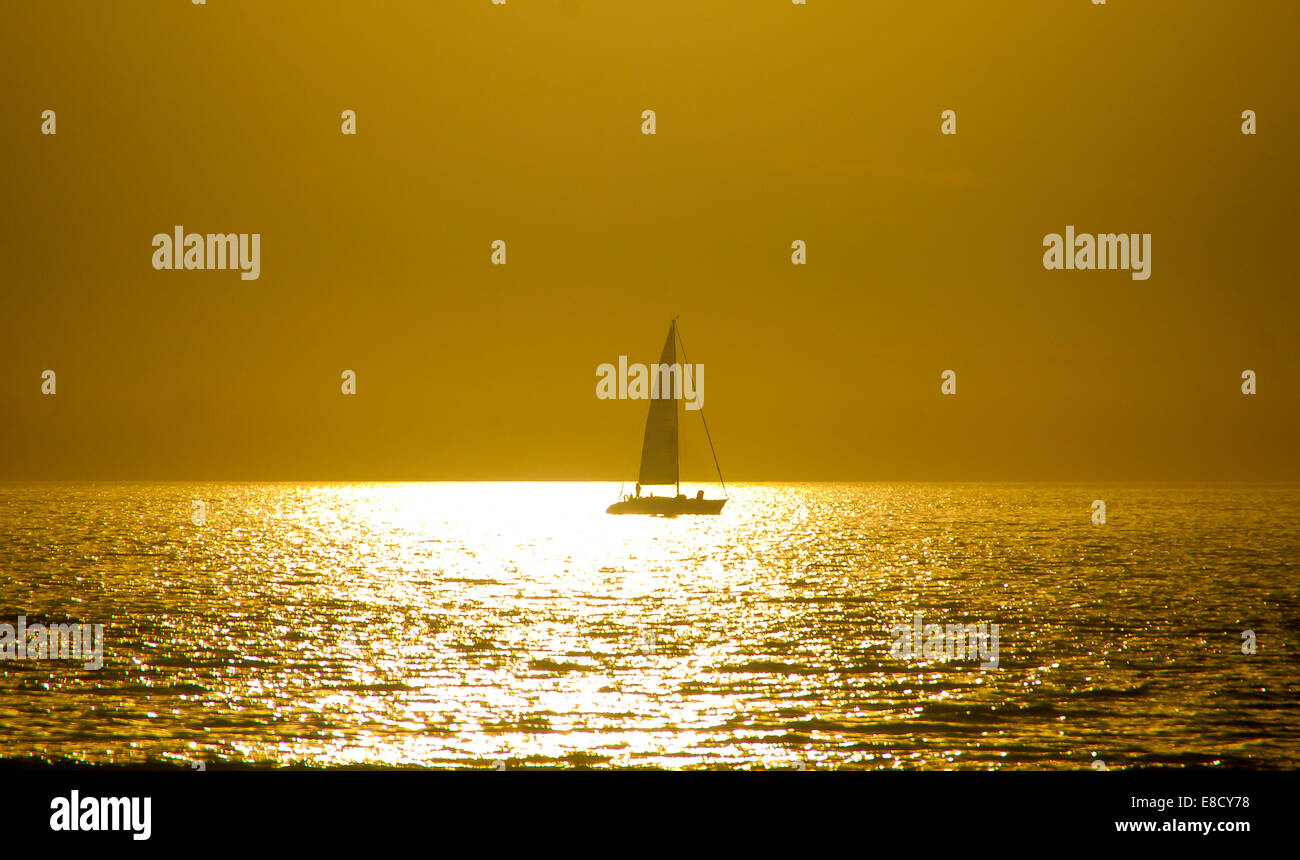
[635,483,641,498]
[696,490,704,500]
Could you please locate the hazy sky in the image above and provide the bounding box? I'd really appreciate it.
[2,1,1296,481]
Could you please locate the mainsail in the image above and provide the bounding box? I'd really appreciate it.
[636,322,678,487]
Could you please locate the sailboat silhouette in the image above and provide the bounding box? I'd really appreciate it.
[606,319,727,516]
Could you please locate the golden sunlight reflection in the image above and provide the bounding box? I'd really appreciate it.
[0,482,1295,769]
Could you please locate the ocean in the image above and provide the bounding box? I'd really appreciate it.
[1,482,1296,769]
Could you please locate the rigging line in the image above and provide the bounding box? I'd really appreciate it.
[673,320,727,498]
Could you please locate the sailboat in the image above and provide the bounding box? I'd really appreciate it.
[606,319,727,516]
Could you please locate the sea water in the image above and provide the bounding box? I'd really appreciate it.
[0,482,1296,769]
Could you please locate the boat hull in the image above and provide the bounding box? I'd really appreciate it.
[606,497,726,516]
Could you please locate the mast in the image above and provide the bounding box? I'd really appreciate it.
[673,318,680,497]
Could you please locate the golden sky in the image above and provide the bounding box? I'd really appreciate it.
[1,1,1296,480]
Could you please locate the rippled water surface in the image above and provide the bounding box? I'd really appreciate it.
[1,482,1297,769]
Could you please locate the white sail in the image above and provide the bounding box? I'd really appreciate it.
[637,323,678,487]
